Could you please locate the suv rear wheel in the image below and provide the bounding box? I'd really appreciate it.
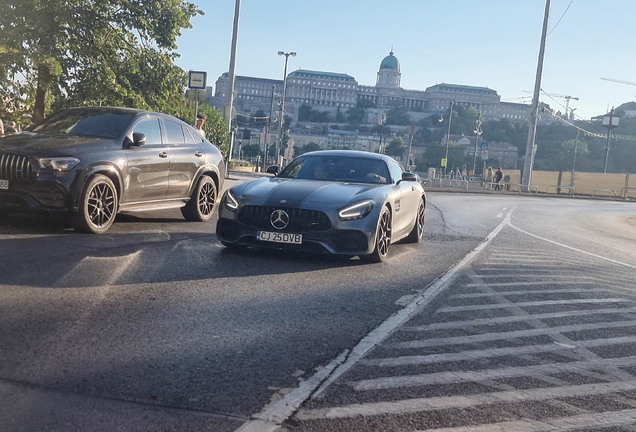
[181,175,217,222]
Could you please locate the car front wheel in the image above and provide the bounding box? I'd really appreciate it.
[181,175,217,222]
[74,174,118,234]
[363,206,392,263]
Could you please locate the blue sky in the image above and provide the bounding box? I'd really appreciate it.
[175,1,636,120]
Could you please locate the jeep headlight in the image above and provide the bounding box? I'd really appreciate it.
[37,157,80,171]
[338,199,375,221]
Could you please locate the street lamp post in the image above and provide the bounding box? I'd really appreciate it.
[277,51,296,165]
[444,100,455,176]
[602,108,620,173]
[378,115,386,153]
[262,85,278,172]
[472,110,482,178]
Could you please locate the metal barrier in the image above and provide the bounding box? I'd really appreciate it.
[450,179,469,190]
[547,185,575,194]
[593,189,618,197]
[419,178,432,190]
[621,187,636,199]
[507,183,539,194]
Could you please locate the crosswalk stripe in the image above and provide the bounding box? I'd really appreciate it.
[450,288,604,299]
[387,319,636,349]
[402,307,636,331]
[412,409,636,432]
[438,298,630,313]
[465,281,601,287]
[296,380,636,420]
[360,336,636,367]
[351,355,636,391]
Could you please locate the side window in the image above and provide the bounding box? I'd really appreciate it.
[187,127,204,143]
[388,161,403,184]
[163,120,185,144]
[132,118,162,145]
[183,126,195,144]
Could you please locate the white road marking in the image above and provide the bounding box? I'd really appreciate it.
[496,212,503,218]
[508,221,636,270]
[438,298,630,313]
[54,250,142,287]
[351,355,636,391]
[387,318,636,349]
[234,210,521,431]
[403,307,636,331]
[296,381,636,420]
[465,281,602,287]
[361,336,636,367]
[449,288,603,299]
[412,409,636,432]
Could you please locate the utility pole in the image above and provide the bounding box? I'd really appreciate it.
[522,0,551,191]
[262,85,276,172]
[444,100,454,177]
[224,0,241,178]
[277,51,296,165]
[472,109,482,177]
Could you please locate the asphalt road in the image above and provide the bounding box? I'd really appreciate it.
[0,182,635,432]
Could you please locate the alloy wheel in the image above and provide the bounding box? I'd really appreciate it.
[377,209,392,258]
[87,182,116,229]
[198,181,216,217]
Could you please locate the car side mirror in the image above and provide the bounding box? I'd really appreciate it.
[400,172,418,183]
[266,165,279,175]
[132,132,147,146]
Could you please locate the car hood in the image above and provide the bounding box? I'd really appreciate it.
[236,177,384,207]
[0,132,114,156]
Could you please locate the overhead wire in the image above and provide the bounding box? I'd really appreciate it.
[547,0,575,36]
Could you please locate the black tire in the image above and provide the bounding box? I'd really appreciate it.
[220,240,247,251]
[404,198,425,243]
[74,174,118,234]
[181,175,217,222]
[363,206,392,263]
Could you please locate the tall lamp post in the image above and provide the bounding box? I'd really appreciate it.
[602,108,620,173]
[443,100,455,176]
[277,51,296,164]
[472,110,483,177]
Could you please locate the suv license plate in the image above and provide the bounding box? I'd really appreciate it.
[258,231,302,244]
[0,180,8,190]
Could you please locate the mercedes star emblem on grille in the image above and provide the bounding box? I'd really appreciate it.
[270,209,289,230]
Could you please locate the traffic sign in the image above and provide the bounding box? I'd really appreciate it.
[188,71,207,90]
[481,150,489,161]
[441,158,448,167]
[481,142,489,150]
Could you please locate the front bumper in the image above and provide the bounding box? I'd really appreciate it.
[216,198,378,256]
[0,172,77,212]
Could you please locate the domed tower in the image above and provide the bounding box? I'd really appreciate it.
[376,50,401,88]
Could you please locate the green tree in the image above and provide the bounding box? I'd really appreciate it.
[386,107,410,125]
[335,107,345,122]
[0,0,201,121]
[242,143,262,158]
[557,139,589,171]
[294,142,322,156]
[386,136,405,157]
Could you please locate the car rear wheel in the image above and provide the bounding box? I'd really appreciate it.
[404,198,425,243]
[74,174,118,234]
[181,175,217,222]
[363,206,392,263]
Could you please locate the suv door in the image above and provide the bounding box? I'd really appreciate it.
[123,117,170,203]
[162,120,206,199]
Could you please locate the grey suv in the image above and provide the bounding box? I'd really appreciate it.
[0,107,225,233]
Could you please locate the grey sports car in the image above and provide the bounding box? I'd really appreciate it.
[216,150,426,262]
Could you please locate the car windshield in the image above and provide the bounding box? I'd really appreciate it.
[278,155,391,184]
[28,109,135,139]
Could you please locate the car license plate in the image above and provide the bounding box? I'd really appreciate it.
[257,231,302,244]
[0,180,8,190]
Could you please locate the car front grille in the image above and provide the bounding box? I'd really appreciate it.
[0,153,34,181]
[238,205,331,232]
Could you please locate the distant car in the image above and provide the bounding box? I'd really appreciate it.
[216,150,426,262]
[0,106,225,233]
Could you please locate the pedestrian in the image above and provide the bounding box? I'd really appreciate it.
[484,166,493,188]
[494,167,504,191]
[195,113,206,138]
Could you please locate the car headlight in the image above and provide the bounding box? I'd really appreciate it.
[224,189,239,211]
[37,157,80,171]
[338,199,375,221]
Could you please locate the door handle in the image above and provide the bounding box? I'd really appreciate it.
[194,151,203,157]
[412,186,417,191]
[158,152,168,158]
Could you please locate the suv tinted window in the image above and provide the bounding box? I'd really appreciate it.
[183,126,195,144]
[164,120,184,144]
[31,109,135,139]
[133,119,162,145]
